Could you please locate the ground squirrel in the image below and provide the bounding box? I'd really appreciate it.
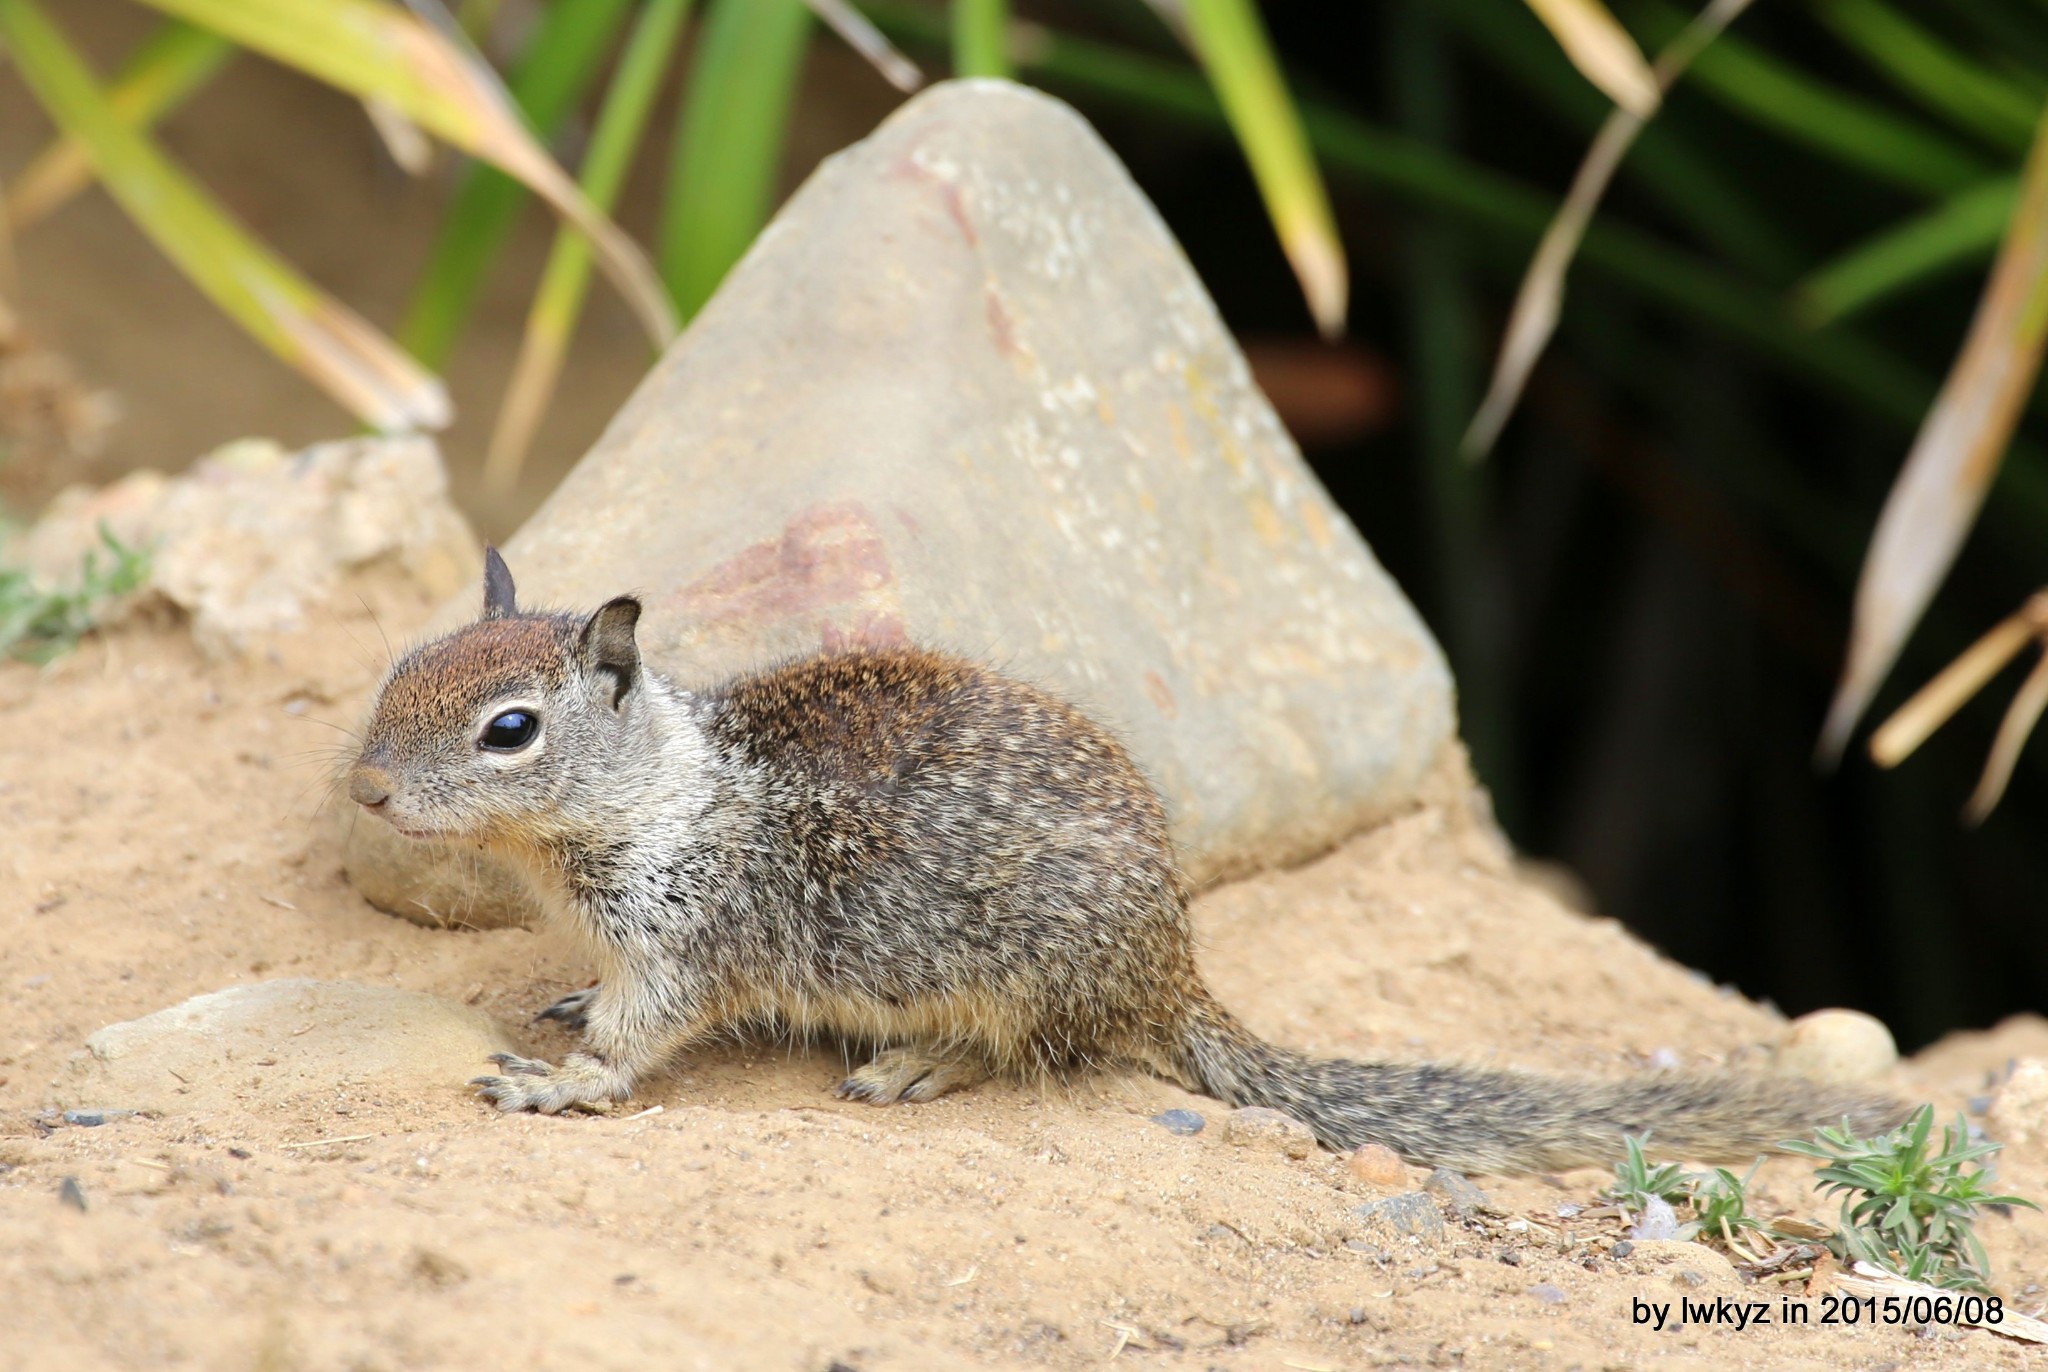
[346,550,1899,1175]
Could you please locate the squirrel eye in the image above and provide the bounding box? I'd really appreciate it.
[480,709,539,752]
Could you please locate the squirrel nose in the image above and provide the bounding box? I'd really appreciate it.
[349,766,393,809]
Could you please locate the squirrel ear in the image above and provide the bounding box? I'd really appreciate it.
[578,596,641,708]
[481,547,519,620]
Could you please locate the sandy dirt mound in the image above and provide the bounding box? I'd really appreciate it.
[3,582,2044,1371]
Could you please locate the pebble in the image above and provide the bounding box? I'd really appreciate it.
[1222,1107,1316,1159]
[1151,1109,1205,1137]
[1422,1168,1488,1217]
[1773,1008,1898,1084]
[1527,1283,1567,1305]
[1347,1142,1407,1187]
[62,1108,136,1128]
[1611,1239,1635,1258]
[58,1177,86,1212]
[1354,1191,1446,1244]
[1630,1195,1682,1241]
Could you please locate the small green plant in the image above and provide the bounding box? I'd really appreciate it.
[1782,1105,2040,1293]
[1606,1137,1773,1259]
[1689,1164,1772,1261]
[1607,1132,1693,1214]
[0,522,151,663]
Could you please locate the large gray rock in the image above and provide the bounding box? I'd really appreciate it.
[56,979,525,1115]
[346,79,1454,929]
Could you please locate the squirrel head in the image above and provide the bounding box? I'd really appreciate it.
[347,548,645,843]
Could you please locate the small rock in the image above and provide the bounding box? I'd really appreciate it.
[61,1108,135,1128]
[1354,1192,1446,1245]
[1498,1250,1522,1266]
[1625,1240,1742,1292]
[1773,1008,1898,1084]
[411,1246,470,1288]
[1611,1240,1635,1258]
[1989,1059,2048,1149]
[1422,1168,1488,1217]
[1347,1141,1407,1187]
[1152,1109,1205,1136]
[1223,1107,1317,1159]
[61,979,527,1114]
[20,435,478,659]
[58,1177,86,1212]
[1526,1283,1567,1305]
[1630,1195,1682,1241]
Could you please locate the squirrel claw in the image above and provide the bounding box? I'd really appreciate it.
[534,987,599,1031]
[487,1052,553,1076]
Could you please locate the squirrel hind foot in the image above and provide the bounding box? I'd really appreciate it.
[835,1046,991,1105]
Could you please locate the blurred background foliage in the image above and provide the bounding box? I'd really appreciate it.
[2,0,2046,1052]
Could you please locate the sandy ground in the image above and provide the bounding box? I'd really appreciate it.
[3,576,2046,1372]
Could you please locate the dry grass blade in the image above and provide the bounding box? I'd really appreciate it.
[0,0,449,433]
[1464,0,1755,460]
[1522,0,1661,117]
[362,95,433,174]
[1822,107,2048,762]
[1869,593,2048,768]
[1965,645,2048,822]
[1837,1262,2048,1342]
[130,0,678,349]
[805,0,922,93]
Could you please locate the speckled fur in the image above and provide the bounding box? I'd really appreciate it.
[347,552,1901,1174]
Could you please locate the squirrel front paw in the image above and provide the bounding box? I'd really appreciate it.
[470,1051,631,1114]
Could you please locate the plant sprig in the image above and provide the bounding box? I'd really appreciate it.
[0,522,151,663]
[1782,1104,2038,1293]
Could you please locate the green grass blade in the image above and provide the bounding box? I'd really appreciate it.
[1181,0,1347,335]
[400,0,636,369]
[952,0,1009,79]
[1799,177,2018,324]
[1817,0,2038,153]
[1639,0,1989,196]
[660,0,814,320]
[487,0,695,493]
[131,0,675,350]
[0,0,447,432]
[4,19,232,231]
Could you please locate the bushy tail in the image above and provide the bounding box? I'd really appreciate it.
[1174,996,1903,1175]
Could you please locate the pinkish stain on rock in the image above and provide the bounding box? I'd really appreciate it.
[1143,670,1179,720]
[823,611,908,652]
[678,501,905,648]
[891,154,978,248]
[985,285,1020,358]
